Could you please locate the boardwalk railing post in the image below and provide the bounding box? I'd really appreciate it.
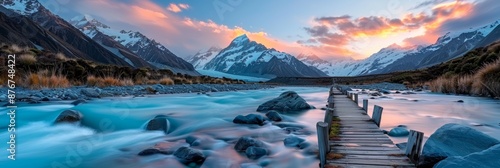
[354,93,358,105]
[372,105,383,127]
[316,122,329,168]
[362,99,368,113]
[324,109,334,134]
[406,130,424,165]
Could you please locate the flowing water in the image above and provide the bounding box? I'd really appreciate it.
[1,87,499,168]
[0,87,329,168]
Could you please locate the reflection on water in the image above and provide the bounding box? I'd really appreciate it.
[0,87,329,168]
[354,90,500,144]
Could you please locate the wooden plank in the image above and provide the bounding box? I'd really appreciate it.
[332,150,405,155]
[333,146,401,151]
[331,142,398,147]
[326,163,410,168]
[328,159,414,166]
[340,154,410,160]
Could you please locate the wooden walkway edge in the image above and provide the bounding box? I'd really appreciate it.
[317,87,417,168]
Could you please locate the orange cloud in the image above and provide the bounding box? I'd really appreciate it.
[303,0,475,58]
[167,3,190,13]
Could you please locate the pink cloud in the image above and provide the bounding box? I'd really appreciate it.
[167,3,189,13]
[63,0,315,58]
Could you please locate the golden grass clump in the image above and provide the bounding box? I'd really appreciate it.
[472,58,500,97]
[9,44,23,53]
[326,152,344,160]
[86,75,134,87]
[55,52,67,61]
[429,58,500,97]
[23,70,70,89]
[17,54,37,65]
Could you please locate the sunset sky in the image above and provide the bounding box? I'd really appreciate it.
[40,0,500,60]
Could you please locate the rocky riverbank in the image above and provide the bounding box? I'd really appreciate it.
[0,84,273,104]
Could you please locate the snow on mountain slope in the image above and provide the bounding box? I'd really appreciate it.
[202,34,327,77]
[0,0,40,15]
[188,47,222,69]
[298,44,418,76]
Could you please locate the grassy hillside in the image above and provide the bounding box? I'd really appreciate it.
[0,44,245,89]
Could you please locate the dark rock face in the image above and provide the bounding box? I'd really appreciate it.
[419,123,500,167]
[245,146,268,159]
[233,114,266,125]
[145,115,170,134]
[257,91,314,112]
[173,147,205,164]
[54,109,83,123]
[234,137,264,152]
[265,111,283,121]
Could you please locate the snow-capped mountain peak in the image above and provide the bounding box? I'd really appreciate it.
[70,15,110,29]
[0,0,41,15]
[201,36,327,77]
[231,34,250,45]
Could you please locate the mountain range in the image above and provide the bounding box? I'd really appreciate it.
[1,0,198,75]
[1,0,499,78]
[297,19,500,76]
[190,35,327,78]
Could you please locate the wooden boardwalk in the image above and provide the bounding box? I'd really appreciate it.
[324,88,415,168]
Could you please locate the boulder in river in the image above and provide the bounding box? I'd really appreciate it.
[234,137,264,151]
[419,123,500,167]
[256,91,314,113]
[145,115,170,134]
[265,111,282,122]
[233,114,266,125]
[173,146,206,164]
[54,109,83,124]
[284,136,306,148]
[245,146,268,159]
[434,144,500,168]
[138,148,161,156]
[388,126,409,137]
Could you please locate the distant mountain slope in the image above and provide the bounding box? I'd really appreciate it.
[188,47,222,69]
[0,6,89,58]
[70,15,198,75]
[298,44,419,76]
[1,0,146,67]
[202,35,327,78]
